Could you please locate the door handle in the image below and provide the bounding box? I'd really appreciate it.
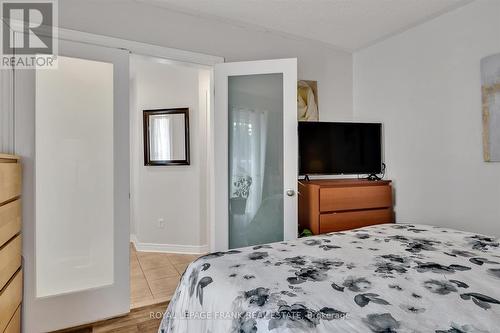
[286,189,295,197]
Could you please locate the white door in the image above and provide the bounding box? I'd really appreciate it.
[14,39,130,332]
[213,59,297,251]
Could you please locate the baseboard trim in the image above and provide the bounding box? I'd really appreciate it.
[130,234,139,245]
[130,234,208,254]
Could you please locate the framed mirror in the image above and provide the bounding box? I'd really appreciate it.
[143,108,190,166]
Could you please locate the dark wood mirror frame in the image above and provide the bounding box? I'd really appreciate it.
[143,108,190,166]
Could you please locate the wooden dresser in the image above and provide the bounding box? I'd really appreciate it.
[0,154,22,333]
[298,179,394,234]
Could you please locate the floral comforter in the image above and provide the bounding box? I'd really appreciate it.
[159,224,500,332]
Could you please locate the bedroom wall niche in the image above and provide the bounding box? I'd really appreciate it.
[130,55,210,252]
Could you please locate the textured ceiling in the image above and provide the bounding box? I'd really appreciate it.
[138,0,472,51]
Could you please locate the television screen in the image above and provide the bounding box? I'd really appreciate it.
[298,122,382,175]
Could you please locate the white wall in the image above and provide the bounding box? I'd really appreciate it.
[354,0,500,236]
[58,0,353,122]
[0,70,13,153]
[130,56,210,251]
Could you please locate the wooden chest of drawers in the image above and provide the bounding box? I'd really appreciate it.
[298,179,394,234]
[0,154,22,333]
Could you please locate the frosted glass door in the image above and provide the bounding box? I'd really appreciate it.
[228,74,284,248]
[214,59,297,251]
[14,38,130,333]
[35,55,114,297]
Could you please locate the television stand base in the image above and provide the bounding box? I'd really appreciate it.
[366,174,382,181]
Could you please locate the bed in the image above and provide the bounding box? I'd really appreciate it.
[159,224,500,333]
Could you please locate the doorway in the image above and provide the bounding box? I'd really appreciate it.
[128,54,211,308]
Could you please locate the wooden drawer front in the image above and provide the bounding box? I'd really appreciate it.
[0,270,22,332]
[0,163,21,205]
[0,236,21,290]
[0,200,21,248]
[4,305,20,333]
[319,208,393,233]
[319,185,392,212]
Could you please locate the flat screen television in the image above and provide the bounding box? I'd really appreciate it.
[298,122,382,175]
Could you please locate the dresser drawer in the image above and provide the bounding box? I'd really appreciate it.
[0,162,21,205]
[0,235,22,290]
[4,305,20,333]
[0,200,21,248]
[319,185,392,212]
[319,208,393,233]
[0,269,22,332]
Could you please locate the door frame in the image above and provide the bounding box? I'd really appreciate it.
[8,23,223,331]
[213,58,298,251]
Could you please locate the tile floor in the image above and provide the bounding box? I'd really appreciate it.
[130,243,201,309]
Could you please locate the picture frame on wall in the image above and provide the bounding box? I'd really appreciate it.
[298,80,319,121]
[143,108,190,166]
[481,53,500,162]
